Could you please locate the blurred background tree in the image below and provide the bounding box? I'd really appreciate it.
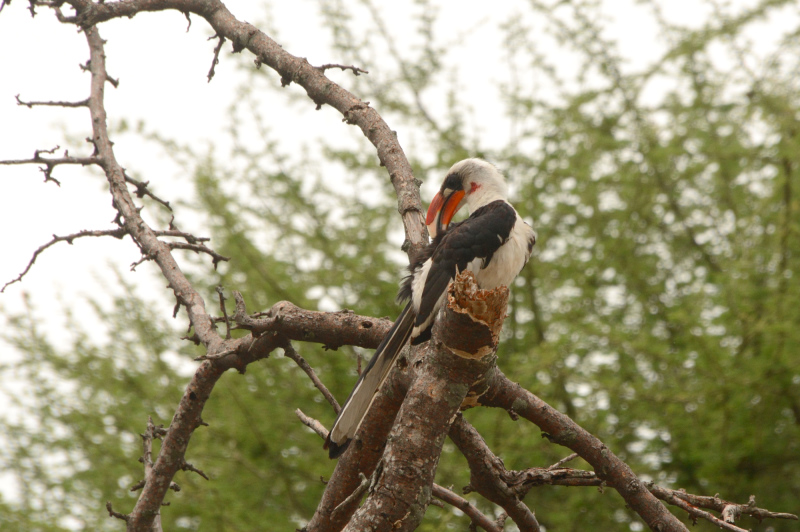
[1,0,798,530]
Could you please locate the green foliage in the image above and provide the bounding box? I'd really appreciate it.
[2,0,799,530]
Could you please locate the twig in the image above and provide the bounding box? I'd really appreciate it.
[281,339,341,413]
[216,286,232,339]
[547,452,578,470]
[124,173,172,211]
[180,460,210,481]
[431,484,502,532]
[0,145,98,185]
[207,34,225,82]
[194,346,238,361]
[314,63,369,76]
[106,501,129,522]
[331,473,369,520]
[166,241,230,269]
[139,417,165,530]
[15,94,89,107]
[2,228,127,292]
[296,409,329,440]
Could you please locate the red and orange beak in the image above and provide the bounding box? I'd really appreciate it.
[426,189,466,238]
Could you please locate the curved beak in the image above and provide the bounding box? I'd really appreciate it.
[425,189,466,238]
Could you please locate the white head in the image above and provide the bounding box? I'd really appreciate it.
[425,158,509,238]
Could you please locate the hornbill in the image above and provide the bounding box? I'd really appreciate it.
[325,158,536,458]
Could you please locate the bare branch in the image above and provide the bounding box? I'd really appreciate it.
[166,241,230,269]
[0,145,98,185]
[295,408,329,440]
[281,338,341,414]
[179,460,209,481]
[431,485,502,532]
[15,93,89,108]
[345,272,509,532]
[547,452,579,470]
[2,228,127,293]
[233,292,391,350]
[295,409,500,532]
[216,286,231,339]
[106,501,129,522]
[124,173,172,211]
[207,33,225,82]
[139,417,165,531]
[648,488,798,527]
[314,63,369,76]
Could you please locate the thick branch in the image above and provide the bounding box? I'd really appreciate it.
[344,272,509,532]
[306,367,410,532]
[297,408,500,532]
[233,293,392,350]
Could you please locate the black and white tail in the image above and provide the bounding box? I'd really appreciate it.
[324,303,415,458]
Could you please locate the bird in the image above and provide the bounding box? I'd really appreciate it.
[324,158,536,459]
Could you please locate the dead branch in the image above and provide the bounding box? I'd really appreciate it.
[206,33,225,82]
[2,228,127,293]
[15,93,89,107]
[296,408,501,532]
[296,408,329,439]
[281,338,341,413]
[216,286,231,339]
[124,173,172,211]
[0,145,98,185]
[233,292,391,350]
[314,63,369,76]
[431,484,502,532]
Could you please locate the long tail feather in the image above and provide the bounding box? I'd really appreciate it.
[325,303,415,458]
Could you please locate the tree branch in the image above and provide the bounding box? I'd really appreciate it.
[482,371,690,532]
[232,292,392,351]
[62,0,428,259]
[344,272,509,532]
[281,338,341,414]
[2,228,127,293]
[0,145,98,185]
[449,414,541,532]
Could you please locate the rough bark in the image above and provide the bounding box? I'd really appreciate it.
[342,272,509,532]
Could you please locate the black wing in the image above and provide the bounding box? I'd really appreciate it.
[415,200,516,331]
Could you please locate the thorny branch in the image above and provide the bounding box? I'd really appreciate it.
[1,228,127,293]
[314,63,369,76]
[0,145,97,185]
[15,93,89,107]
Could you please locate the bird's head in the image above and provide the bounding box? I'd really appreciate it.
[425,158,509,238]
